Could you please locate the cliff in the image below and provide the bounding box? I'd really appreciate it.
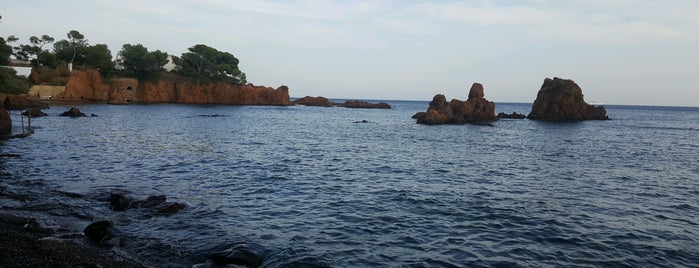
[527,77,608,121]
[56,69,290,106]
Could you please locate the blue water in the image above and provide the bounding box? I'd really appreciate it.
[1,101,698,267]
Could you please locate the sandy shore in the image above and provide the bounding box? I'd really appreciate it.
[0,213,144,267]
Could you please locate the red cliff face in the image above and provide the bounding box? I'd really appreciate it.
[61,69,110,100]
[135,80,290,105]
[59,69,290,106]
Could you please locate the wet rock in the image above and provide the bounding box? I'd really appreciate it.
[135,195,167,208]
[416,83,497,125]
[497,112,526,119]
[22,108,48,117]
[338,100,391,109]
[154,202,187,214]
[209,243,269,268]
[291,96,335,107]
[109,193,134,211]
[527,77,609,121]
[353,120,369,123]
[83,220,114,243]
[59,107,87,117]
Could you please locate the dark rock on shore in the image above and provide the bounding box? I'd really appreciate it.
[22,108,48,117]
[83,220,114,243]
[3,95,49,110]
[497,112,526,119]
[0,214,143,267]
[292,96,334,107]
[339,100,391,109]
[108,193,186,214]
[527,77,609,121]
[210,243,269,268]
[59,107,87,117]
[415,83,497,125]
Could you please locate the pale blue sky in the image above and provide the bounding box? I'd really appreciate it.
[3,0,698,106]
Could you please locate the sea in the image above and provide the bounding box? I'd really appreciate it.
[1,101,698,267]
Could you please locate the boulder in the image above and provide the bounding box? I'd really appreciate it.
[338,100,391,109]
[527,77,609,121]
[3,95,49,110]
[415,83,497,125]
[83,220,114,243]
[0,108,10,135]
[59,107,87,117]
[291,96,334,107]
[22,108,48,117]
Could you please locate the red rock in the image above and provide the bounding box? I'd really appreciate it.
[291,96,334,107]
[415,83,497,125]
[527,77,609,121]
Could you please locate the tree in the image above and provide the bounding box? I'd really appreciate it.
[66,30,86,64]
[82,44,113,72]
[118,44,168,80]
[0,37,11,65]
[178,44,244,83]
[0,67,30,94]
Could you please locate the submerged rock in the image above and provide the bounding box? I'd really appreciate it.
[109,193,134,211]
[415,83,497,125]
[59,107,87,117]
[527,77,609,121]
[338,100,391,109]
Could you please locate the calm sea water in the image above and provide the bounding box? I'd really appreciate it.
[1,101,698,267]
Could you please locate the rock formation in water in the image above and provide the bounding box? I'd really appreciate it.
[291,96,334,107]
[527,77,609,121]
[53,69,290,106]
[59,107,87,117]
[414,83,497,125]
[338,100,391,109]
[22,108,48,117]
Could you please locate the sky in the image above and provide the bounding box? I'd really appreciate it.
[2,0,698,106]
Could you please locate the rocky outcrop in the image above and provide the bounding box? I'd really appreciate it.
[415,83,497,125]
[338,100,391,109]
[3,95,49,110]
[291,96,334,107]
[527,77,609,121]
[59,107,87,117]
[22,108,48,117]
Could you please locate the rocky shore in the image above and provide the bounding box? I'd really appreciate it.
[0,213,143,267]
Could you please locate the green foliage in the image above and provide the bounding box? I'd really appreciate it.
[66,30,86,63]
[82,44,113,72]
[179,44,244,83]
[0,67,30,94]
[118,44,168,80]
[0,37,11,66]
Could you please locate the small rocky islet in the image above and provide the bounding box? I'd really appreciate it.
[413,77,609,125]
